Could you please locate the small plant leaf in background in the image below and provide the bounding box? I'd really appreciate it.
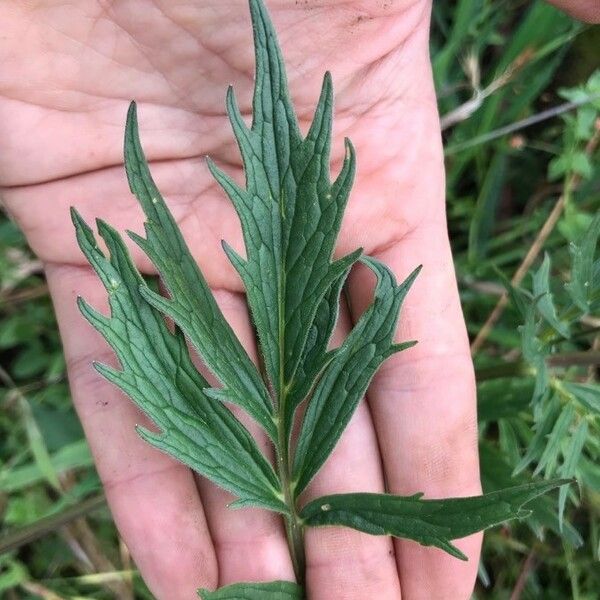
[566,214,600,311]
[513,397,561,476]
[532,254,569,338]
[563,382,600,415]
[558,420,587,530]
[532,403,575,478]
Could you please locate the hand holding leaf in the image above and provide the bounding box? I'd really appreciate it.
[73,1,569,597]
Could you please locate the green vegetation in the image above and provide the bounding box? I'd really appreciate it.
[1,0,599,598]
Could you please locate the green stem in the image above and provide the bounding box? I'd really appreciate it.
[276,414,305,584]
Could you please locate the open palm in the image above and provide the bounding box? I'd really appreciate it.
[1,1,594,598]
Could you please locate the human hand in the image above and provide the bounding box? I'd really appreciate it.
[1,1,594,598]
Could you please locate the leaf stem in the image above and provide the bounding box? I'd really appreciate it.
[276,413,306,584]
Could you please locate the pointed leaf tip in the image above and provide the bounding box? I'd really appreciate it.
[301,479,569,559]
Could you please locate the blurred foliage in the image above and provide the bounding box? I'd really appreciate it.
[0,0,599,597]
[434,1,600,597]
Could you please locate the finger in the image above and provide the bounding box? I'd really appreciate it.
[46,263,218,600]
[348,222,481,600]
[192,289,294,586]
[546,0,600,22]
[303,302,402,600]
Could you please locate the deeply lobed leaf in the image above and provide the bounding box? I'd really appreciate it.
[300,480,571,560]
[72,210,286,513]
[208,0,362,428]
[73,0,574,595]
[124,103,277,442]
[292,257,420,496]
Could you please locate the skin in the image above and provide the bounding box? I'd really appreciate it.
[0,1,597,598]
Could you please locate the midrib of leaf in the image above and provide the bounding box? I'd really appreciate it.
[275,197,304,579]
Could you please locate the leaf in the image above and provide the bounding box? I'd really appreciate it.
[519,298,549,406]
[520,297,544,364]
[532,254,569,338]
[493,266,531,320]
[563,382,600,414]
[479,442,583,547]
[570,151,593,179]
[300,480,570,560]
[16,394,61,493]
[532,403,575,478]
[283,267,351,438]
[0,439,92,493]
[566,214,600,311]
[207,0,362,427]
[72,210,286,513]
[124,103,277,442]
[292,258,420,496]
[198,581,303,600]
[0,558,27,594]
[558,420,587,530]
[468,152,507,263]
[513,396,561,476]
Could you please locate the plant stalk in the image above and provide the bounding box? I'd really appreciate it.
[276,412,306,585]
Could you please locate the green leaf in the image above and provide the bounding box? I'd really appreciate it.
[72,210,286,513]
[0,558,27,594]
[532,254,569,338]
[566,214,600,311]
[479,442,583,547]
[198,581,303,599]
[292,258,420,496]
[283,267,352,438]
[563,381,600,414]
[300,480,570,560]
[513,396,561,476]
[16,394,61,493]
[207,0,362,417]
[0,439,92,493]
[519,300,549,405]
[71,0,572,591]
[493,266,531,320]
[558,420,587,530]
[520,298,543,364]
[532,403,575,478]
[124,103,277,442]
[570,151,593,178]
[468,152,507,263]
